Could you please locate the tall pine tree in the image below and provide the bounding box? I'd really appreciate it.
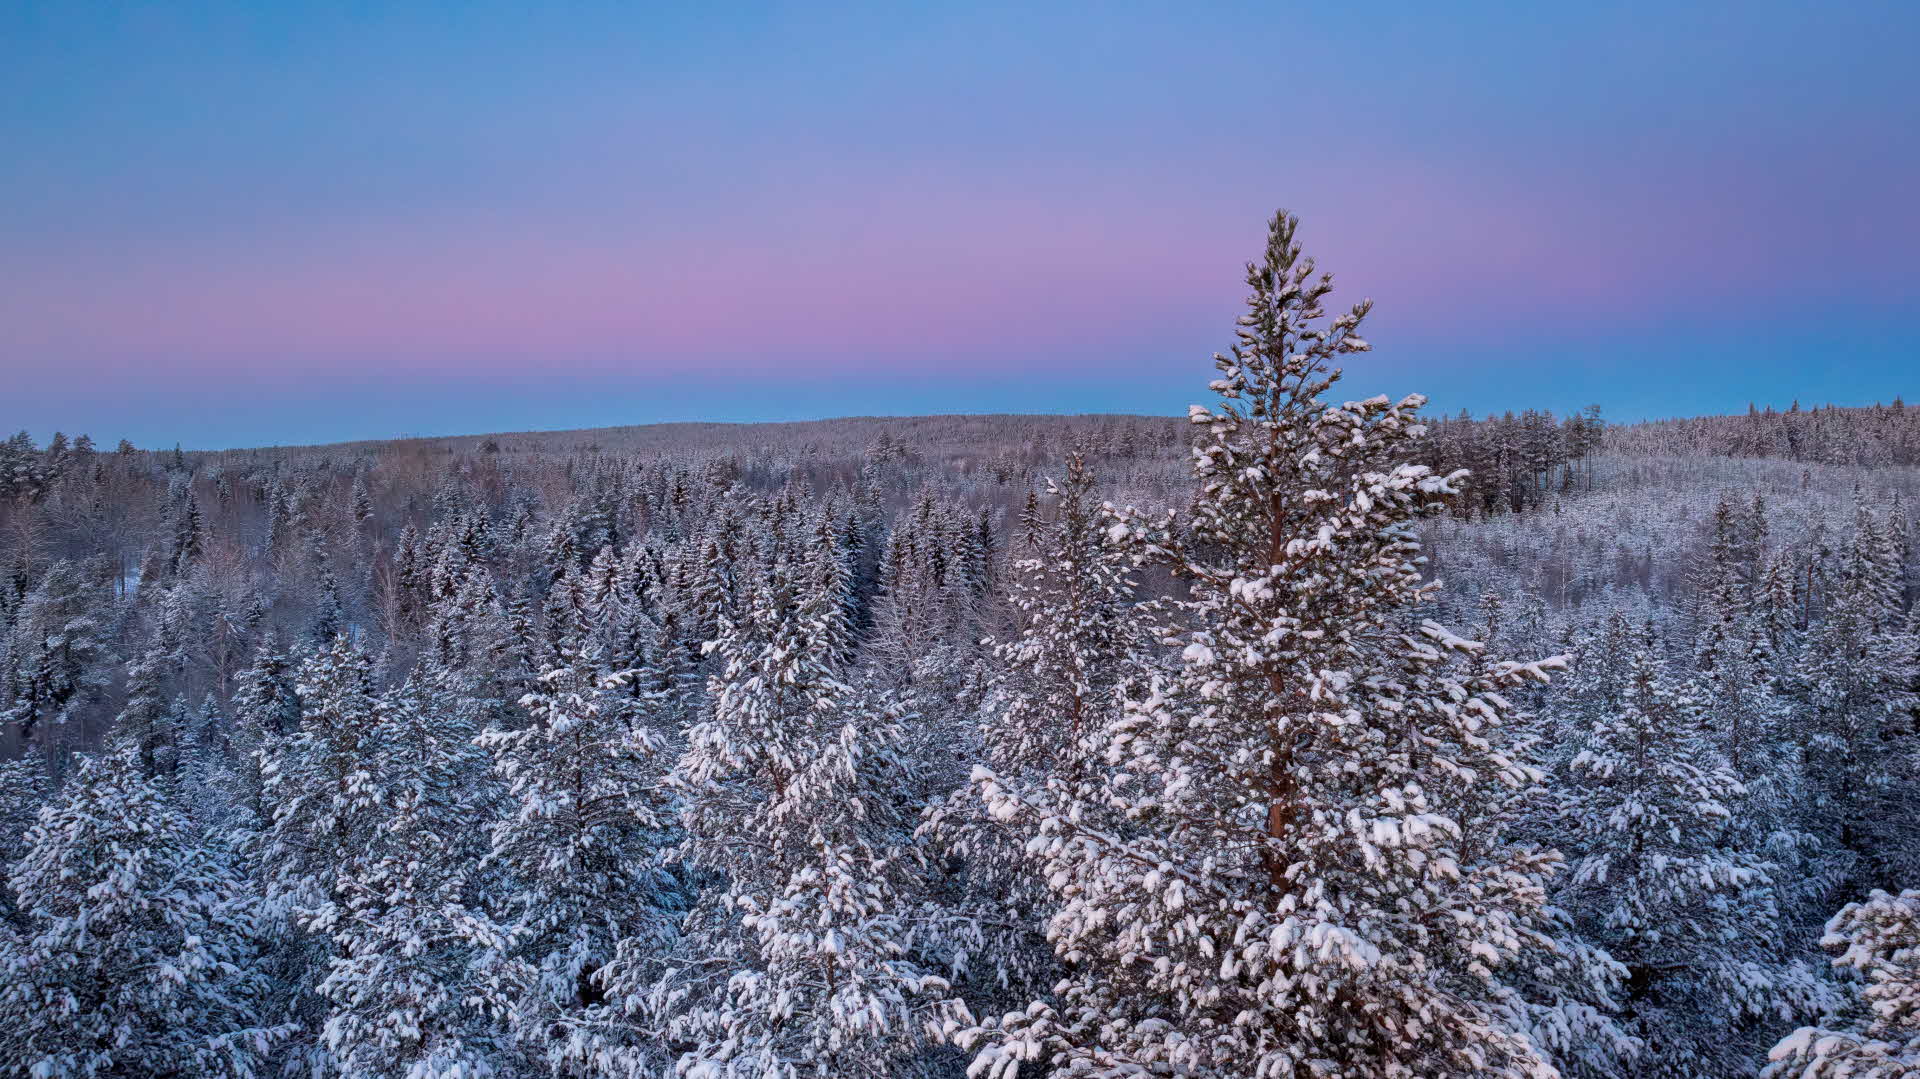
[950,210,1601,1078]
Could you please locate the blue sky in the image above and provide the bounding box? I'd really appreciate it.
[3,1,1915,447]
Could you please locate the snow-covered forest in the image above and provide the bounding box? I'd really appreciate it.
[4,213,1920,1078]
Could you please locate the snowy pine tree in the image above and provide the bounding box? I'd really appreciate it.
[255,633,386,1068]
[948,211,1599,1079]
[113,643,189,783]
[260,634,382,909]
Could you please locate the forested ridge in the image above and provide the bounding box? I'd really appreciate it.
[2,214,1918,1078]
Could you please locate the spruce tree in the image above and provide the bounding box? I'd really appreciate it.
[305,667,506,1077]
[476,652,682,1075]
[655,564,945,1077]
[1792,509,1920,894]
[982,449,1156,781]
[3,559,111,744]
[1768,890,1920,1077]
[1554,647,1830,1077]
[260,634,382,907]
[0,745,289,1077]
[0,757,49,930]
[225,634,304,858]
[255,633,385,1067]
[115,643,187,782]
[923,449,1162,1010]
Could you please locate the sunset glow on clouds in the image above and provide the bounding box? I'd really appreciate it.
[3,2,1915,447]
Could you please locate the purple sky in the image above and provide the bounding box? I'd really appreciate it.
[3,2,1916,448]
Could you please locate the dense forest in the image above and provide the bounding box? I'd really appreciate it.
[2,213,1918,1078]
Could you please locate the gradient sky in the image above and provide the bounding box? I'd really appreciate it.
[4,1,1916,448]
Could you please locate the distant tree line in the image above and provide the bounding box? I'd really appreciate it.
[1606,399,1920,466]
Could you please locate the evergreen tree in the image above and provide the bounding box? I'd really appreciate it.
[655,565,945,1077]
[3,559,112,744]
[0,745,289,1077]
[0,757,49,929]
[1554,647,1830,1077]
[1693,495,1747,670]
[802,512,858,670]
[350,473,374,531]
[1768,889,1920,1077]
[1792,509,1920,894]
[225,634,305,855]
[981,449,1154,781]
[304,667,506,1078]
[923,449,1163,1022]
[171,486,207,577]
[949,211,1599,1078]
[476,653,681,1075]
[114,643,188,782]
[542,565,593,666]
[392,523,425,633]
[256,633,385,1068]
[260,634,382,907]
